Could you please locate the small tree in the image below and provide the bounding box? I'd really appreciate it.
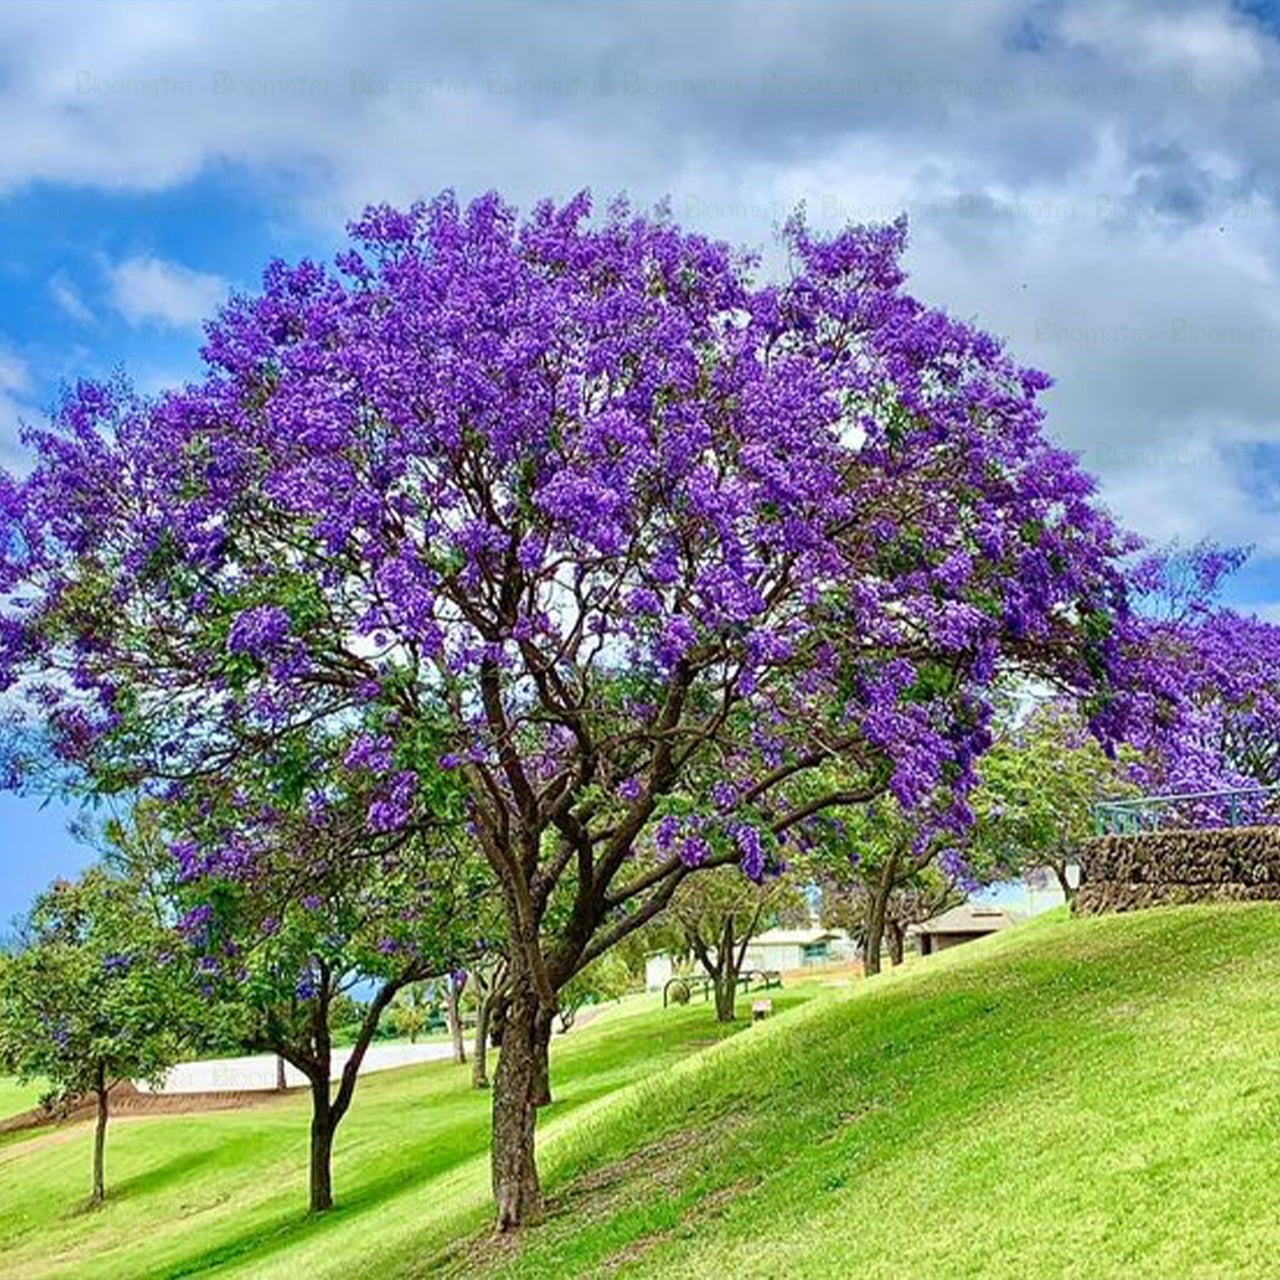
[389,983,434,1045]
[976,701,1140,902]
[666,866,799,1021]
[149,734,490,1214]
[813,790,1016,977]
[0,867,188,1205]
[555,951,632,1033]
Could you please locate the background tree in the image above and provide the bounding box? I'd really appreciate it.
[975,699,1140,901]
[815,793,1017,977]
[0,867,189,1206]
[151,740,489,1215]
[665,866,802,1021]
[466,954,508,1090]
[389,982,434,1045]
[437,971,467,1065]
[1118,543,1280,815]
[554,950,632,1034]
[0,192,1140,1227]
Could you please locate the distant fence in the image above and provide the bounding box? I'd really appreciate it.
[1092,786,1280,835]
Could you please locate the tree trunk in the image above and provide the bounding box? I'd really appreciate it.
[445,980,467,1065]
[473,996,492,1089]
[863,850,900,978]
[491,993,543,1230]
[275,1054,288,1092]
[713,969,737,1022]
[531,1005,552,1107]
[886,920,905,966]
[715,916,739,1022]
[308,1076,336,1213]
[1054,860,1078,905]
[91,1065,108,1205]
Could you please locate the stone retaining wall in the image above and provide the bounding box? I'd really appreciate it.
[1077,825,1280,914]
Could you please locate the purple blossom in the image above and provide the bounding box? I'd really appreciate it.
[227,605,291,656]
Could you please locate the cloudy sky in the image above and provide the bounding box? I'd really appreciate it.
[4,0,1280,916]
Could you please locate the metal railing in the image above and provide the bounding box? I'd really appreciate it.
[1092,785,1280,835]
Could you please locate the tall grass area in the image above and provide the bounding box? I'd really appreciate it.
[5,905,1280,1278]
[482,904,1280,1279]
[0,988,817,1279]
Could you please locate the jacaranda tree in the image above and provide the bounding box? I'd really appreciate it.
[1,191,1139,1226]
[1118,543,1280,818]
[0,867,190,1206]
[146,735,487,1213]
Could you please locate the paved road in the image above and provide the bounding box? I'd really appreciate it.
[136,1041,473,1094]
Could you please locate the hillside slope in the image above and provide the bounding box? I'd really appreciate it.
[3,905,1280,1279]
[472,904,1280,1280]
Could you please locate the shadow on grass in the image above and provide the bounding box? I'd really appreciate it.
[124,1066,691,1280]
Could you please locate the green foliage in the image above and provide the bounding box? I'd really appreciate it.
[557,952,634,1029]
[975,700,1141,887]
[0,867,191,1108]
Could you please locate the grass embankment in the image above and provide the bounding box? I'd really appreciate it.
[0,987,817,1279]
[5,905,1280,1278]
[0,1077,46,1121]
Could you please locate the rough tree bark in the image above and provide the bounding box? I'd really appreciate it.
[444,978,467,1065]
[863,849,900,978]
[531,1005,553,1106]
[886,920,905,966]
[308,1074,336,1213]
[91,1063,108,1205]
[491,990,544,1230]
[472,996,493,1089]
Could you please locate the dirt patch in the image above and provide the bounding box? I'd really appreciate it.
[0,1079,300,1140]
[429,1120,747,1278]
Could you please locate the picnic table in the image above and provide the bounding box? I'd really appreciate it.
[663,968,782,1008]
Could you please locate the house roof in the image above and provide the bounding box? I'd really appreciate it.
[912,903,1023,935]
[749,928,841,946]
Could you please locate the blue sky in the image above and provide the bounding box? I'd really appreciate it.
[5,0,1280,921]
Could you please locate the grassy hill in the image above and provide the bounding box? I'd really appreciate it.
[4,904,1280,1278]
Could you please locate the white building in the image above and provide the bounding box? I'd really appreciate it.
[646,927,855,989]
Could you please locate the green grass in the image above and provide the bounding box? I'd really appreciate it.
[0,1076,46,1120]
[0,987,817,1279]
[5,906,1280,1278]
[483,905,1280,1279]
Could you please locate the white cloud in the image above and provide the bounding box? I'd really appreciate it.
[2,0,1280,549]
[48,272,95,327]
[0,346,31,396]
[105,254,228,331]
